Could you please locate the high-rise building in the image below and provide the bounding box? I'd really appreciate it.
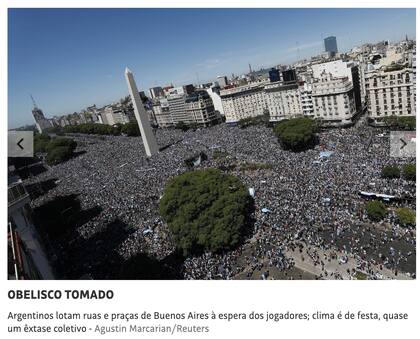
[268,68,281,83]
[216,75,229,88]
[183,84,195,95]
[324,36,338,55]
[299,82,314,117]
[149,86,164,99]
[265,81,302,122]
[162,90,220,127]
[220,82,268,123]
[31,97,51,133]
[103,106,133,125]
[167,93,191,124]
[166,86,185,96]
[153,99,172,128]
[412,50,416,114]
[282,69,297,82]
[311,71,357,126]
[185,91,220,126]
[206,85,225,116]
[365,65,415,122]
[311,60,364,112]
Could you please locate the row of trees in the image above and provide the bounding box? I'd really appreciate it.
[381,164,416,181]
[382,116,416,130]
[34,133,52,154]
[34,134,77,165]
[237,110,270,129]
[63,122,141,136]
[174,121,192,132]
[270,115,414,153]
[174,120,220,132]
[365,200,415,226]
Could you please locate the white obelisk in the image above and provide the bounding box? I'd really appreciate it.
[125,67,159,157]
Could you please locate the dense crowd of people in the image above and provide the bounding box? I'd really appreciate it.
[24,122,416,279]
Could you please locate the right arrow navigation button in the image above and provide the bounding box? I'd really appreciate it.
[390,131,416,158]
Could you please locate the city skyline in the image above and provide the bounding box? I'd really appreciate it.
[8,8,416,128]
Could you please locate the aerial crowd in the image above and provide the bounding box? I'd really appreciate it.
[25,122,416,280]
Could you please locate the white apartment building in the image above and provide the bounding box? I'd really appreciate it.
[167,93,193,125]
[220,82,267,123]
[153,99,172,128]
[206,85,225,116]
[185,91,220,126]
[312,59,353,80]
[155,91,220,127]
[264,81,302,122]
[149,86,164,99]
[312,59,364,111]
[365,65,415,122]
[311,71,357,126]
[299,82,314,117]
[216,75,228,88]
[410,49,416,114]
[166,86,185,96]
[102,106,131,125]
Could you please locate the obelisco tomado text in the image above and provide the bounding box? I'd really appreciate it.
[124,67,159,157]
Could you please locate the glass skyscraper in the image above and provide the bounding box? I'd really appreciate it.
[324,36,338,54]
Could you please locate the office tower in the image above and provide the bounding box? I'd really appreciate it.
[30,95,51,133]
[282,69,297,82]
[216,75,228,88]
[324,36,338,54]
[268,68,280,83]
[149,86,164,99]
[183,84,195,95]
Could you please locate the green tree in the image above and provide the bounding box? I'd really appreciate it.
[34,133,51,153]
[46,146,74,165]
[397,116,416,131]
[175,121,189,131]
[395,208,415,227]
[40,137,78,165]
[381,165,400,179]
[365,200,387,221]
[46,138,77,153]
[159,169,251,255]
[64,123,122,136]
[237,112,270,129]
[189,122,199,130]
[402,164,416,181]
[273,117,318,151]
[383,115,399,128]
[121,122,141,136]
[383,116,416,130]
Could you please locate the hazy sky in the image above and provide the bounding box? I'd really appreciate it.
[8,8,416,128]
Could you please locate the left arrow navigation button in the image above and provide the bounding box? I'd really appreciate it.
[8,131,34,157]
[17,138,24,150]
